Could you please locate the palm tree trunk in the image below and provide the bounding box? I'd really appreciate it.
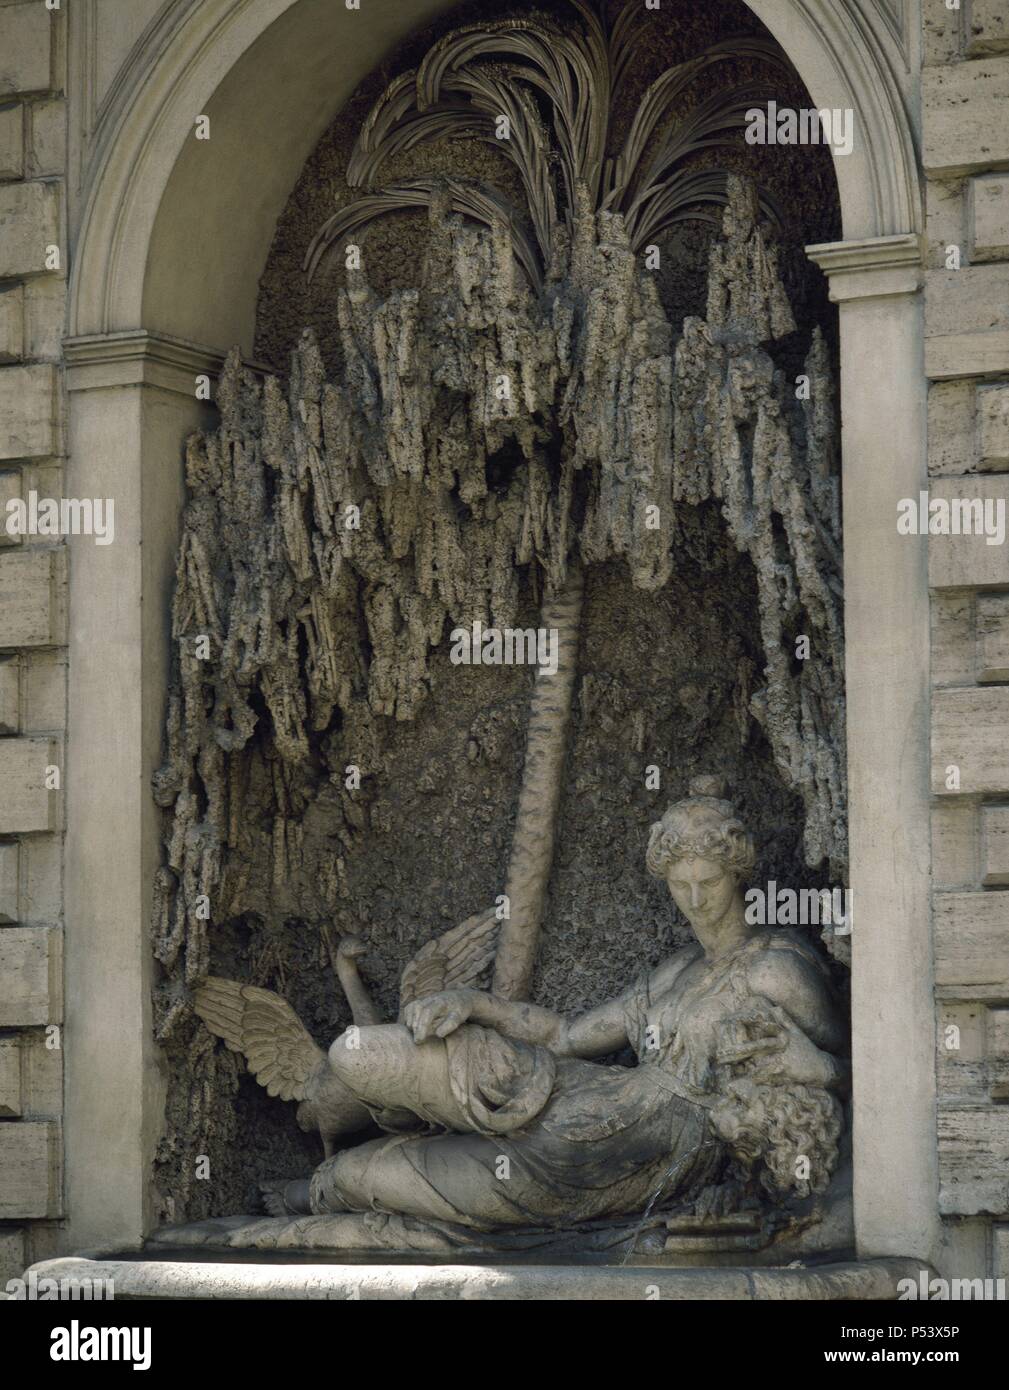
[492,563,584,1000]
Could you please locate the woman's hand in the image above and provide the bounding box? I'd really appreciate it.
[403,989,476,1043]
[716,1003,833,1088]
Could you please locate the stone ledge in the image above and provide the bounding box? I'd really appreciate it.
[63,331,272,397]
[16,1255,930,1302]
[805,235,922,302]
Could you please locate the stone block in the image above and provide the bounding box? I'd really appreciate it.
[0,181,58,278]
[0,469,21,548]
[0,283,25,362]
[0,363,56,459]
[932,592,974,684]
[936,1001,987,1103]
[0,839,18,921]
[978,385,1009,469]
[19,832,59,924]
[0,1028,62,1119]
[0,737,57,833]
[0,1228,25,1285]
[0,100,23,179]
[970,174,1009,262]
[926,267,1009,337]
[924,2,963,65]
[933,689,1009,795]
[934,891,1009,987]
[925,177,966,273]
[928,380,974,476]
[0,549,61,646]
[966,0,1009,56]
[996,1225,1009,1283]
[19,1025,61,1116]
[23,276,63,358]
[924,58,1009,177]
[23,648,64,731]
[0,4,52,97]
[927,476,1009,588]
[925,267,1009,378]
[0,1121,61,1219]
[0,1038,21,1116]
[932,801,977,888]
[939,1107,1009,1215]
[989,1008,1009,1100]
[0,653,19,732]
[982,806,1009,884]
[0,925,61,1026]
[26,96,63,178]
[977,593,1009,680]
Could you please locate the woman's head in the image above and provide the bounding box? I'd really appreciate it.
[646,777,755,933]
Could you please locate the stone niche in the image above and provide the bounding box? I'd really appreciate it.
[145,0,854,1271]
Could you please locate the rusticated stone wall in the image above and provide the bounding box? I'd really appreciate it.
[0,0,67,1288]
[924,0,1009,1287]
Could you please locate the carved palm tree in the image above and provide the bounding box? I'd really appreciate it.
[305,1,784,292]
[300,1,786,1001]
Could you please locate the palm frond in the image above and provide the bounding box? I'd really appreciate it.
[624,87,785,248]
[626,170,783,253]
[304,178,544,293]
[609,37,787,211]
[417,13,611,208]
[313,3,791,292]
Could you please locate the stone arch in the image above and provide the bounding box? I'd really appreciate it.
[68,0,921,351]
[64,0,932,1264]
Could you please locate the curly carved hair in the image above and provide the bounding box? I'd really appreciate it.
[646,776,756,880]
[711,1077,843,1201]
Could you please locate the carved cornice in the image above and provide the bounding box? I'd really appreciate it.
[806,233,924,301]
[64,330,239,395]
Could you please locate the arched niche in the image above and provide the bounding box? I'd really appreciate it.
[63,0,932,1266]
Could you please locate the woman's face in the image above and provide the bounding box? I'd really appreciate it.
[665,854,737,933]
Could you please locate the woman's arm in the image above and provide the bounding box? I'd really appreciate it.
[404,986,630,1058]
[747,948,846,1055]
[725,949,849,1091]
